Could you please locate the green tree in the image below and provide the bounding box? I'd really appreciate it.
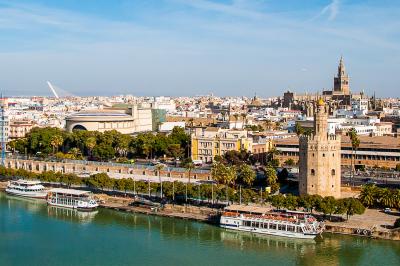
[359,184,378,207]
[317,196,337,221]
[27,127,65,155]
[68,147,82,159]
[114,178,127,193]
[155,164,165,198]
[264,166,279,193]
[337,198,365,220]
[166,143,183,159]
[284,194,299,210]
[284,159,295,166]
[93,143,115,161]
[266,147,280,165]
[223,150,251,166]
[270,194,285,209]
[85,137,97,158]
[233,113,239,128]
[60,173,81,188]
[211,162,237,203]
[211,162,237,186]
[168,127,190,158]
[86,173,113,191]
[115,134,131,157]
[241,113,247,128]
[379,188,396,208]
[182,159,195,202]
[237,164,256,187]
[50,135,64,155]
[295,122,305,136]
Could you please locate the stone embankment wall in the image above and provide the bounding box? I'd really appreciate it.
[325,224,400,241]
[5,158,211,181]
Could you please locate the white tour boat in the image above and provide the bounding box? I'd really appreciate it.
[5,179,48,199]
[220,210,324,239]
[47,188,98,210]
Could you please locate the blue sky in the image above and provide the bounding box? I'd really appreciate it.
[0,0,399,97]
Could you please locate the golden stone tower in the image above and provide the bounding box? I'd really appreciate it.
[298,99,341,198]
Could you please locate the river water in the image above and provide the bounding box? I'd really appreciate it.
[0,192,399,266]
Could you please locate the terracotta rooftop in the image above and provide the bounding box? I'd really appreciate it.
[275,135,400,150]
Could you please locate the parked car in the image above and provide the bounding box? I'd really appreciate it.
[384,208,392,213]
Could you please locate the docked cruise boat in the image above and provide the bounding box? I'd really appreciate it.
[47,188,98,210]
[5,179,48,199]
[220,208,324,239]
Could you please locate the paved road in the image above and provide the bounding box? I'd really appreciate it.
[78,171,213,185]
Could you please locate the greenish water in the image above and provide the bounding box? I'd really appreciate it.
[0,193,399,266]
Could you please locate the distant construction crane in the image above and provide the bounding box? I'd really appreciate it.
[47,81,59,99]
[0,93,7,166]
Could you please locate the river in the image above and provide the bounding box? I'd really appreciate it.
[0,192,399,266]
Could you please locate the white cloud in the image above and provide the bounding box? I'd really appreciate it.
[312,0,340,21]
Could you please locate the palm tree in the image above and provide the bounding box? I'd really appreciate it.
[50,135,63,155]
[264,120,272,131]
[379,188,395,208]
[393,189,400,209]
[185,161,195,203]
[359,185,377,207]
[85,137,96,159]
[68,147,81,159]
[348,128,360,186]
[211,162,236,204]
[233,114,239,129]
[221,110,226,122]
[155,164,165,199]
[266,147,280,163]
[241,113,247,129]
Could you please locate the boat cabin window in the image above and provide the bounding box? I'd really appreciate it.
[244,221,251,227]
[278,224,285,231]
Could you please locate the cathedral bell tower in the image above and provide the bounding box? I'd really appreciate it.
[333,56,350,95]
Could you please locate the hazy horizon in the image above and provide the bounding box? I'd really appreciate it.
[1,0,399,98]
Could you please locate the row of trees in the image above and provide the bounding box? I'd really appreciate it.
[269,194,365,220]
[8,126,190,161]
[0,166,366,221]
[359,184,400,209]
[211,160,280,192]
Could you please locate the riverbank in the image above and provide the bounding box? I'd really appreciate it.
[97,194,219,223]
[324,208,400,240]
[1,181,399,241]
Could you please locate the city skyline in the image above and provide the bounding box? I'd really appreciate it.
[0,0,399,97]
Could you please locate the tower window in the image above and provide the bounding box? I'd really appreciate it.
[331,169,336,176]
[323,153,325,157]
[311,169,315,175]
